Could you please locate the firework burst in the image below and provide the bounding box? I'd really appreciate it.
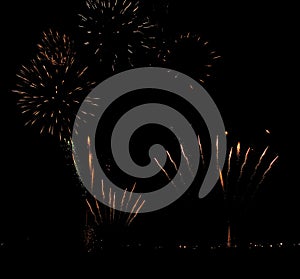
[13,29,95,142]
[217,135,279,247]
[158,32,221,84]
[82,176,145,253]
[83,135,145,228]
[78,0,157,72]
[221,141,278,200]
[84,182,145,228]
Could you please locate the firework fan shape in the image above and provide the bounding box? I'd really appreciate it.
[13,29,96,142]
[80,135,146,252]
[215,135,279,247]
[158,32,221,84]
[78,0,157,72]
[84,134,145,228]
[219,141,279,202]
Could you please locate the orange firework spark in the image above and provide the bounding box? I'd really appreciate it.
[87,136,95,193]
[166,150,186,186]
[216,135,219,169]
[166,150,178,171]
[249,146,269,182]
[197,135,205,166]
[219,168,225,192]
[86,199,99,225]
[226,147,233,189]
[257,155,279,186]
[154,157,176,188]
[236,142,241,162]
[180,144,194,176]
[237,147,251,184]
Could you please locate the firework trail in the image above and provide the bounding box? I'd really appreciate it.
[249,146,269,182]
[180,143,194,177]
[95,197,103,223]
[87,136,95,192]
[13,29,95,142]
[216,135,219,169]
[158,32,221,84]
[154,157,176,188]
[127,200,145,226]
[219,168,225,192]
[166,150,178,172]
[78,0,157,72]
[257,155,279,187]
[197,135,205,166]
[166,150,187,187]
[226,222,232,248]
[125,182,136,212]
[109,187,113,223]
[237,147,251,184]
[236,141,241,163]
[126,194,143,226]
[154,140,197,189]
[101,179,105,200]
[225,147,233,191]
[86,199,100,225]
[120,187,128,213]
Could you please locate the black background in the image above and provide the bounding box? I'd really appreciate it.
[1,0,299,256]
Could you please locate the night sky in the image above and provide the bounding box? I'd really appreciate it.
[1,0,299,257]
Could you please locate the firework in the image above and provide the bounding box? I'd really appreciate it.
[13,29,95,142]
[84,181,145,227]
[82,177,145,251]
[78,0,157,72]
[216,136,279,246]
[221,141,278,199]
[158,32,221,84]
[84,133,145,227]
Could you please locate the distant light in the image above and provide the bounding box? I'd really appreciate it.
[265,129,271,134]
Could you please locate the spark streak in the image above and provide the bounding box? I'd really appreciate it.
[237,147,251,184]
[236,142,241,162]
[197,135,205,166]
[154,157,176,188]
[226,147,233,189]
[180,144,194,176]
[86,199,99,225]
[257,155,279,186]
[219,168,225,191]
[250,146,269,181]
[166,150,178,171]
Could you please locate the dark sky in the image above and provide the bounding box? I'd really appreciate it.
[1,0,299,255]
